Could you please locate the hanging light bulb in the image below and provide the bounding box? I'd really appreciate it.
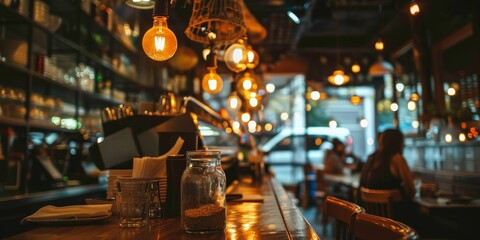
[237,72,258,96]
[201,49,223,94]
[249,97,259,108]
[227,92,242,111]
[327,69,350,86]
[350,95,362,105]
[142,1,177,61]
[410,92,420,101]
[241,112,251,122]
[246,45,260,69]
[375,39,384,51]
[351,64,361,73]
[202,69,223,94]
[224,39,248,72]
[407,100,416,111]
[390,102,399,112]
[410,0,420,16]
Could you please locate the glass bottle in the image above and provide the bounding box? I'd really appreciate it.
[181,150,226,234]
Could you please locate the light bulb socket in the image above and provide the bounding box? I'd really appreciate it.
[206,52,217,69]
[153,0,169,18]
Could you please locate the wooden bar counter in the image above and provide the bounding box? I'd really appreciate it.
[6,177,320,240]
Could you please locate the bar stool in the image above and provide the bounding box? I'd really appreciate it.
[324,196,364,240]
[350,212,418,240]
[359,187,401,218]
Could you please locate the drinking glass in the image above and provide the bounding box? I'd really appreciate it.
[116,178,150,227]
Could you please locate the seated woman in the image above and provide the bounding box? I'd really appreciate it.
[323,138,358,175]
[358,129,416,224]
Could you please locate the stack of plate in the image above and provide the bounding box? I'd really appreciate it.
[0,39,28,67]
[106,169,132,199]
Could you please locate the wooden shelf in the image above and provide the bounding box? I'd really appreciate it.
[0,116,27,127]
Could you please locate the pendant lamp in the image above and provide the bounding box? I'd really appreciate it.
[185,0,246,45]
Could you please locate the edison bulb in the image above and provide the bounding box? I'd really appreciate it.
[224,41,248,72]
[410,2,420,16]
[227,93,242,111]
[142,16,177,61]
[351,64,361,73]
[237,73,257,97]
[328,70,350,86]
[241,112,251,122]
[375,39,384,51]
[202,69,223,94]
[246,46,260,69]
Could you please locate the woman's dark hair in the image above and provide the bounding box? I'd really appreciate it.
[376,129,404,164]
[331,138,344,149]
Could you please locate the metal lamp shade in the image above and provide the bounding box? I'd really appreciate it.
[185,0,246,45]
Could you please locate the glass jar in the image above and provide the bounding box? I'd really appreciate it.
[181,150,226,234]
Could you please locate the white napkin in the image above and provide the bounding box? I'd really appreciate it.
[132,137,184,178]
[21,204,112,224]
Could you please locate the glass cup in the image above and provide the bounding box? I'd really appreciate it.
[414,178,422,199]
[116,178,150,227]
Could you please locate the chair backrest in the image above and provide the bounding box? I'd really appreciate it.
[324,196,364,240]
[350,212,418,240]
[360,187,401,218]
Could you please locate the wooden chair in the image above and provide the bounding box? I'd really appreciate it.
[360,187,401,218]
[350,212,418,240]
[324,196,364,240]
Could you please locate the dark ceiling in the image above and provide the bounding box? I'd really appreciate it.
[133,0,476,79]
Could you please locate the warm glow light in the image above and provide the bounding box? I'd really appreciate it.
[241,112,251,122]
[410,92,420,101]
[280,112,289,121]
[351,64,361,73]
[447,87,456,96]
[320,92,328,100]
[142,16,177,61]
[459,133,466,142]
[350,95,362,105]
[201,69,223,94]
[256,125,262,132]
[202,48,210,60]
[311,91,320,101]
[227,93,242,111]
[246,46,260,69]
[237,73,257,94]
[224,41,248,72]
[264,123,273,132]
[328,69,350,86]
[396,83,405,92]
[266,83,275,93]
[306,104,312,111]
[412,120,420,129]
[445,134,453,143]
[248,120,257,130]
[329,120,337,128]
[232,121,240,131]
[375,39,384,51]
[461,122,467,129]
[410,2,420,16]
[315,138,323,146]
[390,102,399,112]
[360,118,368,128]
[249,97,258,107]
[407,100,416,111]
